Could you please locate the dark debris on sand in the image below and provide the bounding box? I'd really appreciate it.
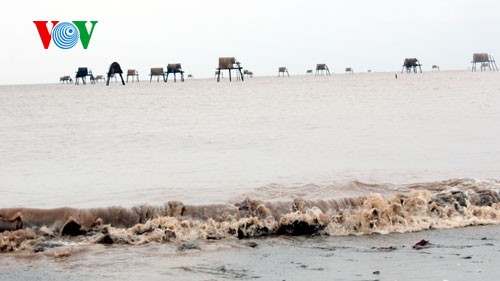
[412,239,431,250]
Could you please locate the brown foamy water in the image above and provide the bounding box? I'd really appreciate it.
[1,71,500,280]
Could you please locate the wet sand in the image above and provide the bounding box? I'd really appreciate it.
[1,225,499,280]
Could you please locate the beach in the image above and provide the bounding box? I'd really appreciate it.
[1,224,499,281]
[1,71,499,280]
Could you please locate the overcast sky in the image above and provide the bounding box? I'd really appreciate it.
[1,0,498,85]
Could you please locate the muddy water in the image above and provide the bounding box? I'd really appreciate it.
[1,71,500,279]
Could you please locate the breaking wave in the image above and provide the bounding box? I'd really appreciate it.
[1,178,499,253]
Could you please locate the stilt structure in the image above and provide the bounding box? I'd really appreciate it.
[60,76,73,84]
[150,67,166,82]
[471,53,498,71]
[166,63,185,82]
[432,65,440,71]
[278,67,289,77]
[315,64,331,75]
[243,70,253,78]
[401,58,422,73]
[126,69,139,82]
[93,75,105,83]
[75,67,92,85]
[106,62,125,86]
[216,57,244,82]
[345,67,353,73]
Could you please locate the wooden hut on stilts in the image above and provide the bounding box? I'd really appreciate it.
[243,70,253,78]
[60,76,73,84]
[278,67,289,77]
[126,69,139,82]
[471,53,498,71]
[216,57,244,82]
[149,67,166,82]
[166,63,185,82]
[315,64,331,75]
[401,58,422,73]
[75,67,92,85]
[106,62,125,86]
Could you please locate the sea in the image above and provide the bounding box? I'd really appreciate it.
[1,71,499,280]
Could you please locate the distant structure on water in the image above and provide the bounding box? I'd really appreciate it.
[75,67,93,85]
[401,58,422,73]
[471,53,498,72]
[149,67,166,82]
[278,67,289,77]
[94,75,106,83]
[127,69,139,82]
[243,70,253,78]
[315,64,331,75]
[106,62,125,86]
[59,75,72,84]
[60,52,500,85]
[216,57,244,82]
[166,63,185,82]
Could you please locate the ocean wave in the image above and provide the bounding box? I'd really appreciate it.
[1,178,499,253]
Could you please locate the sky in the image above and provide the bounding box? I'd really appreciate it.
[1,0,499,85]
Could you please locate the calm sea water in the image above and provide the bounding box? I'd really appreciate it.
[1,71,499,280]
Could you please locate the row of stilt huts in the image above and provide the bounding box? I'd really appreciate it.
[60,53,498,85]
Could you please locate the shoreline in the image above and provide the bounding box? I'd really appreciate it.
[0,69,486,87]
[1,224,499,280]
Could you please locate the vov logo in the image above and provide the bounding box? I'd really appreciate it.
[33,21,98,49]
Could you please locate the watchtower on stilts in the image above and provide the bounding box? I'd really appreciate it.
[315,64,331,75]
[401,58,422,73]
[278,67,289,77]
[243,70,253,78]
[75,67,92,85]
[471,53,498,71]
[106,62,125,86]
[127,69,139,82]
[216,57,244,82]
[166,63,185,82]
